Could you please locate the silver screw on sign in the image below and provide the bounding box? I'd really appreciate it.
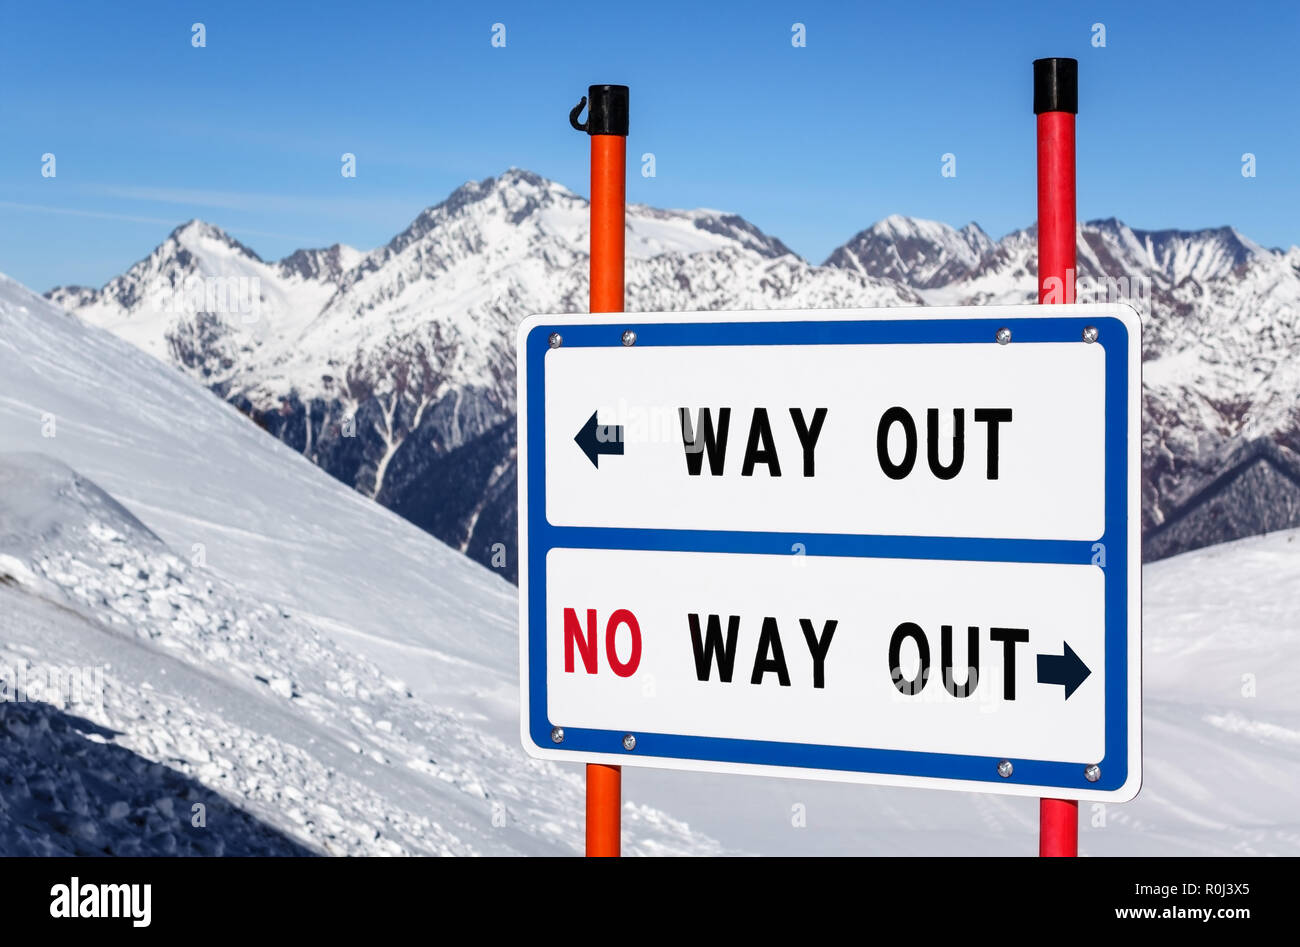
[621,329,637,347]
[550,726,565,744]
[1082,325,1099,343]
[997,759,1014,778]
[548,332,562,349]
[1084,764,1101,782]
[995,327,1012,345]
[622,733,637,751]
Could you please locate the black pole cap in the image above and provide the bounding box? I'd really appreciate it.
[1033,58,1078,114]
[569,84,629,136]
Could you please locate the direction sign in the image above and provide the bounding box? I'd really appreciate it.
[517,305,1141,800]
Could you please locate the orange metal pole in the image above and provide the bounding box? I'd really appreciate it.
[574,84,629,857]
[586,763,621,857]
[590,133,626,313]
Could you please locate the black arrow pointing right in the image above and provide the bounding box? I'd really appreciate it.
[1036,642,1092,699]
[575,410,625,468]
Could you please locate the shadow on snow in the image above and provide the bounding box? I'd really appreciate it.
[0,697,316,856]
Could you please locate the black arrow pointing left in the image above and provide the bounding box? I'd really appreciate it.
[575,410,625,468]
[1036,642,1092,699]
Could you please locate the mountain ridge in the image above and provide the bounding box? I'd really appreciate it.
[44,169,1300,575]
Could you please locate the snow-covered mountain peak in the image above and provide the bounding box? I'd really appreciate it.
[277,243,363,284]
[167,218,262,261]
[371,169,794,272]
[823,214,994,288]
[1081,217,1270,285]
[378,168,584,258]
[627,205,794,259]
[874,213,948,238]
[957,221,995,254]
[318,175,568,313]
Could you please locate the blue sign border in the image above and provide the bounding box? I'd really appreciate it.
[524,315,1130,794]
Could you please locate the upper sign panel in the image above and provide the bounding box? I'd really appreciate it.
[545,339,1105,540]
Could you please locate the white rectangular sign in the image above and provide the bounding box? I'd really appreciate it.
[518,305,1141,800]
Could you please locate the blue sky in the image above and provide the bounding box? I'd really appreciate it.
[1,0,1295,290]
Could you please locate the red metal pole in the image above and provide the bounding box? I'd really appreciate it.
[1034,57,1080,857]
[1039,798,1078,856]
[1036,116,1076,306]
[572,84,629,857]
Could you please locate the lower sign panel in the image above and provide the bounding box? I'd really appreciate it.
[532,547,1135,800]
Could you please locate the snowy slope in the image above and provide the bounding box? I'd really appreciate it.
[4,273,1297,855]
[1132,527,1300,854]
[0,274,719,855]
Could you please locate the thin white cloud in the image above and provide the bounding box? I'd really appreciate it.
[0,200,319,244]
[94,184,426,220]
[0,200,177,226]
